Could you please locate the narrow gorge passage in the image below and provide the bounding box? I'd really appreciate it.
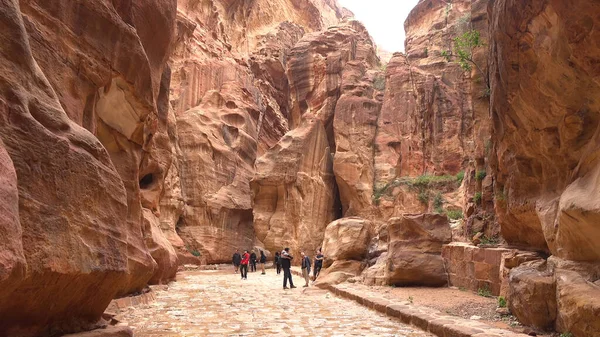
[116,270,432,337]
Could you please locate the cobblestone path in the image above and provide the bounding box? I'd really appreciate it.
[116,270,433,337]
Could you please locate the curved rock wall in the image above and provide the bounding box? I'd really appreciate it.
[0,0,179,334]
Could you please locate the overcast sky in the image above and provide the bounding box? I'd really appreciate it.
[338,0,420,52]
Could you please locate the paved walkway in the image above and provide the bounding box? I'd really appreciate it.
[115,270,432,337]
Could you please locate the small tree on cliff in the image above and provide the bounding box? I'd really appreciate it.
[441,29,490,93]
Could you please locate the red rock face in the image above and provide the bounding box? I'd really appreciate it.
[0,140,26,310]
[489,0,600,259]
[165,0,349,263]
[0,0,179,334]
[252,119,338,260]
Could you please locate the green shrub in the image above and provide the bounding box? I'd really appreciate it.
[475,170,487,181]
[433,193,444,213]
[187,246,201,257]
[418,191,429,205]
[447,209,464,220]
[480,235,499,245]
[474,192,482,204]
[456,171,465,184]
[477,285,492,298]
[498,296,507,308]
[424,47,428,57]
[373,75,386,91]
[560,333,574,337]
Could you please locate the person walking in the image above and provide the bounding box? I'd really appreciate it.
[281,248,296,289]
[274,251,282,275]
[250,250,257,272]
[313,248,324,281]
[301,251,311,287]
[240,250,250,280]
[232,249,241,274]
[259,250,267,275]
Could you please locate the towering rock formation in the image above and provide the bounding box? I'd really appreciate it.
[489,0,600,335]
[252,19,379,259]
[164,0,349,263]
[0,0,179,335]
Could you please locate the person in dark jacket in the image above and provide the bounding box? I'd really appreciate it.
[259,250,267,274]
[232,250,241,273]
[240,250,250,280]
[274,251,282,275]
[281,248,295,289]
[313,248,324,280]
[301,251,311,287]
[250,251,257,272]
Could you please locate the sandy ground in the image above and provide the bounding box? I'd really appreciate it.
[353,283,558,337]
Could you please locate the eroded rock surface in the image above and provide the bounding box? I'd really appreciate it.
[321,217,371,265]
[252,119,337,260]
[364,214,451,287]
[490,0,600,258]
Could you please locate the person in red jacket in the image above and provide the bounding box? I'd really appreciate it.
[240,250,250,280]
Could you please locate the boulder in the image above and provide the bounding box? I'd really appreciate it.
[315,260,365,286]
[143,209,178,285]
[553,258,600,337]
[322,218,372,266]
[386,214,452,286]
[508,260,557,331]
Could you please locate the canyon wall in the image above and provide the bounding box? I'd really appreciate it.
[1,0,600,336]
[489,0,600,335]
[0,0,179,335]
[164,0,350,263]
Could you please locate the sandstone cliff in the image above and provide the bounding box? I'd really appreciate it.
[0,0,179,335]
[164,0,350,264]
[1,0,600,336]
[489,0,600,335]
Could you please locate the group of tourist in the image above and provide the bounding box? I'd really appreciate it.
[232,248,324,289]
[232,249,267,279]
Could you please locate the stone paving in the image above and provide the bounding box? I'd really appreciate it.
[115,270,432,337]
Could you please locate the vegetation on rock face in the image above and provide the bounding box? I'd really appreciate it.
[372,173,465,213]
[498,296,507,308]
[479,235,499,245]
[433,193,444,214]
[473,192,482,204]
[456,171,465,184]
[187,246,201,257]
[475,170,487,181]
[441,29,489,89]
[373,74,386,91]
[447,209,463,220]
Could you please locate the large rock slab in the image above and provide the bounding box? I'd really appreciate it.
[322,217,371,265]
[175,87,259,263]
[508,260,557,331]
[386,214,452,286]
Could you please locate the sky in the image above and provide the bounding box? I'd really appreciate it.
[338,0,420,52]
